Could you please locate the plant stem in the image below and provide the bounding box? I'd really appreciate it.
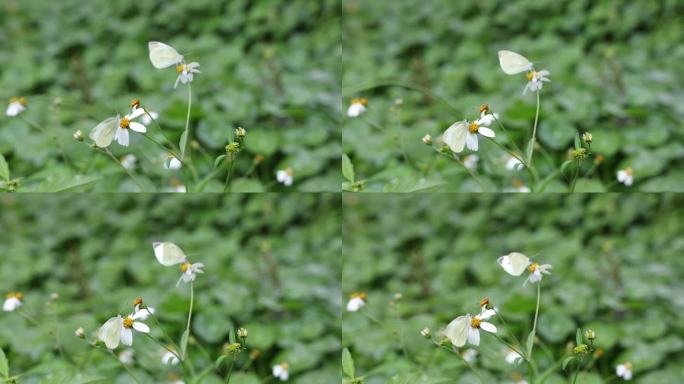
[433,341,485,383]
[108,349,142,384]
[224,155,237,192]
[182,84,192,160]
[148,311,181,355]
[100,148,146,191]
[494,309,525,357]
[225,355,237,383]
[529,92,541,164]
[183,282,195,360]
[570,160,581,192]
[530,281,542,356]
[433,148,486,190]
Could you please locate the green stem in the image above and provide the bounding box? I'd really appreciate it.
[183,282,195,360]
[225,355,237,383]
[108,349,142,384]
[148,311,181,355]
[101,148,146,192]
[433,148,486,190]
[530,281,542,356]
[491,114,527,167]
[182,84,192,160]
[570,160,580,192]
[529,92,541,164]
[494,309,525,357]
[224,155,238,192]
[433,341,485,384]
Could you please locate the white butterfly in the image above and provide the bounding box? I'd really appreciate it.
[89,116,118,148]
[148,41,184,69]
[444,314,470,347]
[153,242,187,266]
[442,120,467,153]
[497,252,531,276]
[498,50,533,75]
[98,315,123,349]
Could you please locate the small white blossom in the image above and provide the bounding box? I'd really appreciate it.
[174,62,201,89]
[462,348,478,363]
[617,167,634,186]
[164,155,182,170]
[443,112,497,153]
[463,155,479,170]
[422,134,432,145]
[523,70,551,95]
[445,306,497,347]
[162,348,180,365]
[98,310,151,349]
[3,292,23,312]
[346,292,366,312]
[276,168,294,186]
[118,348,134,364]
[120,154,137,170]
[272,362,289,381]
[6,97,26,117]
[506,155,524,171]
[141,111,159,126]
[115,108,148,147]
[616,362,633,380]
[505,349,523,364]
[75,327,86,338]
[347,98,368,117]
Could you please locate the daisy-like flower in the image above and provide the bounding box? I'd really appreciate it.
[617,167,634,186]
[152,242,204,286]
[120,154,137,170]
[616,362,633,380]
[276,168,294,186]
[3,292,23,312]
[174,62,201,89]
[118,348,134,364]
[462,154,479,170]
[164,155,182,170]
[162,348,180,365]
[6,97,26,116]
[443,112,497,153]
[523,70,551,95]
[506,155,524,171]
[497,252,552,286]
[462,348,478,363]
[133,300,155,321]
[505,349,523,364]
[141,111,159,126]
[347,98,368,117]
[445,306,497,347]
[272,362,290,381]
[346,292,367,312]
[115,108,148,147]
[98,310,151,349]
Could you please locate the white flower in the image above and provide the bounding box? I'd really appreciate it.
[443,113,497,153]
[506,155,524,171]
[276,168,294,186]
[497,252,552,286]
[463,155,479,170]
[616,362,633,380]
[164,155,182,170]
[347,98,368,117]
[141,111,159,126]
[6,97,26,116]
[462,348,478,363]
[3,292,23,312]
[523,70,551,95]
[445,306,497,347]
[505,349,523,364]
[272,362,289,381]
[177,261,204,286]
[120,154,137,170]
[98,310,151,349]
[174,62,201,89]
[114,108,148,147]
[422,134,432,145]
[617,167,634,186]
[162,348,180,365]
[346,292,367,312]
[75,327,86,338]
[118,348,134,364]
[133,304,155,320]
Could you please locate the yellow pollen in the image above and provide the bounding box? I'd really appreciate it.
[527,71,536,81]
[15,292,23,300]
[468,121,479,133]
[528,262,539,273]
[123,317,134,328]
[119,117,130,129]
[176,64,185,74]
[624,362,633,370]
[512,178,524,188]
[133,297,143,306]
[470,317,481,328]
[180,262,190,273]
[351,98,368,106]
[280,362,289,370]
[625,167,633,176]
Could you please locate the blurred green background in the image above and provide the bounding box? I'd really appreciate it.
[0,193,341,383]
[343,194,684,383]
[0,0,340,192]
[342,0,684,192]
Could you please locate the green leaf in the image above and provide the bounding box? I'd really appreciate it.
[180,329,189,358]
[0,346,9,378]
[214,354,228,369]
[213,154,227,169]
[0,153,9,182]
[179,130,188,158]
[576,328,583,346]
[342,348,355,379]
[562,356,576,371]
[342,154,355,183]
[526,331,535,357]
[574,133,581,150]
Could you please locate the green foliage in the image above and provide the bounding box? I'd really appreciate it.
[0,0,340,192]
[342,0,684,191]
[0,194,340,382]
[342,194,684,383]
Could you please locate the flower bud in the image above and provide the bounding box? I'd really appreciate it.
[75,327,86,339]
[393,292,403,301]
[422,134,432,145]
[50,292,59,301]
[573,148,588,160]
[223,342,243,355]
[585,329,596,341]
[235,127,246,139]
[574,344,589,355]
[420,328,432,338]
[130,98,141,109]
[479,104,489,114]
[73,130,84,141]
[237,327,248,338]
[225,142,240,155]
[581,132,592,143]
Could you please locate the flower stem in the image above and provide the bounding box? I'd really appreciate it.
[183,282,195,360]
[182,84,192,160]
[148,311,181,356]
[224,155,237,192]
[100,148,146,191]
[530,281,542,357]
[529,92,541,164]
[225,355,237,383]
[107,349,142,384]
[570,160,581,192]
[432,341,485,383]
[494,309,525,356]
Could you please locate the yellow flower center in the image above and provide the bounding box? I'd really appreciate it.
[624,362,633,370]
[5,292,22,300]
[176,64,185,74]
[180,262,191,273]
[123,317,134,328]
[512,178,525,188]
[280,362,289,370]
[468,121,479,133]
[351,98,368,107]
[527,71,537,81]
[350,292,367,300]
[9,97,27,106]
[119,117,130,129]
[528,262,539,273]
[470,316,481,328]
[625,167,633,176]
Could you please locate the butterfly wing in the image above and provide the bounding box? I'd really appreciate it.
[148,41,183,69]
[90,117,118,148]
[98,316,122,349]
[498,252,531,276]
[442,120,467,153]
[153,242,187,266]
[498,50,533,75]
[445,315,469,347]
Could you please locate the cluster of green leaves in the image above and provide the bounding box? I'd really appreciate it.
[342,0,684,192]
[0,0,340,192]
[342,194,684,383]
[0,194,341,383]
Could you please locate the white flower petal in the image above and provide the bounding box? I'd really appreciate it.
[132,321,150,333]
